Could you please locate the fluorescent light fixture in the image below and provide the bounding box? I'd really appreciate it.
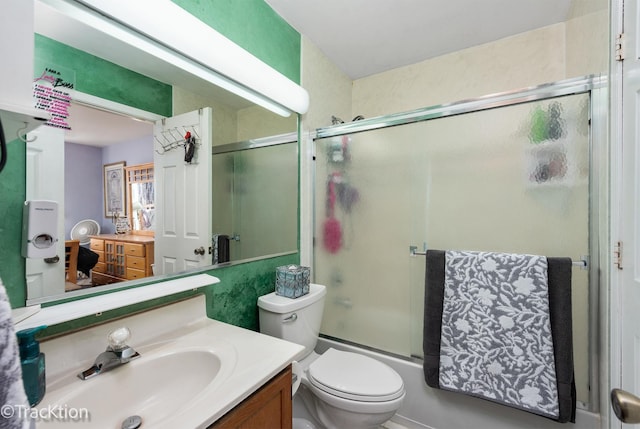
[41,0,309,117]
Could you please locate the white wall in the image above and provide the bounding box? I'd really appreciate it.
[172,86,239,146]
[350,4,608,121]
[299,38,352,132]
[352,24,566,119]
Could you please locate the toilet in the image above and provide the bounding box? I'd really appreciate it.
[258,283,405,429]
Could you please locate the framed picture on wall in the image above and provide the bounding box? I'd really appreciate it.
[103,161,127,217]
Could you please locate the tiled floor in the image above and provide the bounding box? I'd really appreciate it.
[381,420,410,429]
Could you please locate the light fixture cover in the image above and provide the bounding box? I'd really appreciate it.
[68,0,309,115]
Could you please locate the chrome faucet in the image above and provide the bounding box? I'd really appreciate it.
[78,327,140,380]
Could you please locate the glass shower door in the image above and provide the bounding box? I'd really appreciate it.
[314,92,591,403]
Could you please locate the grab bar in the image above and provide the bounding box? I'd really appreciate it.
[409,246,589,270]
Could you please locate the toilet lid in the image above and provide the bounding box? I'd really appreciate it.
[307,348,404,402]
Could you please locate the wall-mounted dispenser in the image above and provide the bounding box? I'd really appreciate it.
[21,200,58,258]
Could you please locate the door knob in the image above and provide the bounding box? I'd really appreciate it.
[194,246,205,256]
[611,388,640,423]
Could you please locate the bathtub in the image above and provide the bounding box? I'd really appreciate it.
[315,337,600,429]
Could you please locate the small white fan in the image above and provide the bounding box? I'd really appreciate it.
[70,219,100,245]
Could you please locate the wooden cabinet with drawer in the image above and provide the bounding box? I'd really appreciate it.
[89,234,154,285]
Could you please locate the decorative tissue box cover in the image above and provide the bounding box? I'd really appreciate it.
[276,265,310,298]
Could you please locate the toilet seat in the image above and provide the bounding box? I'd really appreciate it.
[307,348,404,402]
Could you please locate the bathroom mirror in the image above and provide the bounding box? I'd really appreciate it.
[26,0,298,304]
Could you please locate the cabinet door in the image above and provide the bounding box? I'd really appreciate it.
[113,241,126,277]
[210,366,292,429]
[103,240,125,277]
[104,240,115,275]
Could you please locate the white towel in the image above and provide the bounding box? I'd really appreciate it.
[0,279,32,429]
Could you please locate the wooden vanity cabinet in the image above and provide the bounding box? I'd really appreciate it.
[210,365,292,429]
[89,234,154,285]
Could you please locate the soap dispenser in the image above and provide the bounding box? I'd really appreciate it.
[16,325,47,406]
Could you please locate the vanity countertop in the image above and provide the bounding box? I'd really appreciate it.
[37,294,305,428]
[89,233,155,243]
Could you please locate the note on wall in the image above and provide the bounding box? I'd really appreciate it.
[33,60,75,130]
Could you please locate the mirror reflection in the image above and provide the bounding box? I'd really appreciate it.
[28,2,298,303]
[212,138,298,264]
[42,89,297,299]
[63,104,155,291]
[125,163,155,234]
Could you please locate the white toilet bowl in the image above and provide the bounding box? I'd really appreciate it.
[295,349,405,429]
[298,384,402,429]
[258,284,406,429]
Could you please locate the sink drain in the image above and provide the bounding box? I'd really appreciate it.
[122,415,142,429]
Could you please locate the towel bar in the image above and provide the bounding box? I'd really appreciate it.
[408,246,589,270]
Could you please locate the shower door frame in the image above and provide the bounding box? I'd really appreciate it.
[310,74,609,412]
[212,131,298,155]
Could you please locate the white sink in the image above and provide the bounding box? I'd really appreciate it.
[41,349,221,428]
[36,294,304,429]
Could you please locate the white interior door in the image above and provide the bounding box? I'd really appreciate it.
[612,0,640,426]
[25,125,65,300]
[153,108,212,274]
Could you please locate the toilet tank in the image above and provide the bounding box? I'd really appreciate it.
[258,283,326,358]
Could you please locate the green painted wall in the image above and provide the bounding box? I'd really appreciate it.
[205,254,299,330]
[171,0,301,84]
[2,1,302,333]
[0,139,27,309]
[34,34,172,117]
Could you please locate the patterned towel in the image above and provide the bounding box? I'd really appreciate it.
[0,280,32,429]
[423,250,576,423]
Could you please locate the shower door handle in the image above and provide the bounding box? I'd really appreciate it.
[611,389,640,423]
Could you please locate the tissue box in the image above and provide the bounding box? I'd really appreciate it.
[276,265,310,298]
